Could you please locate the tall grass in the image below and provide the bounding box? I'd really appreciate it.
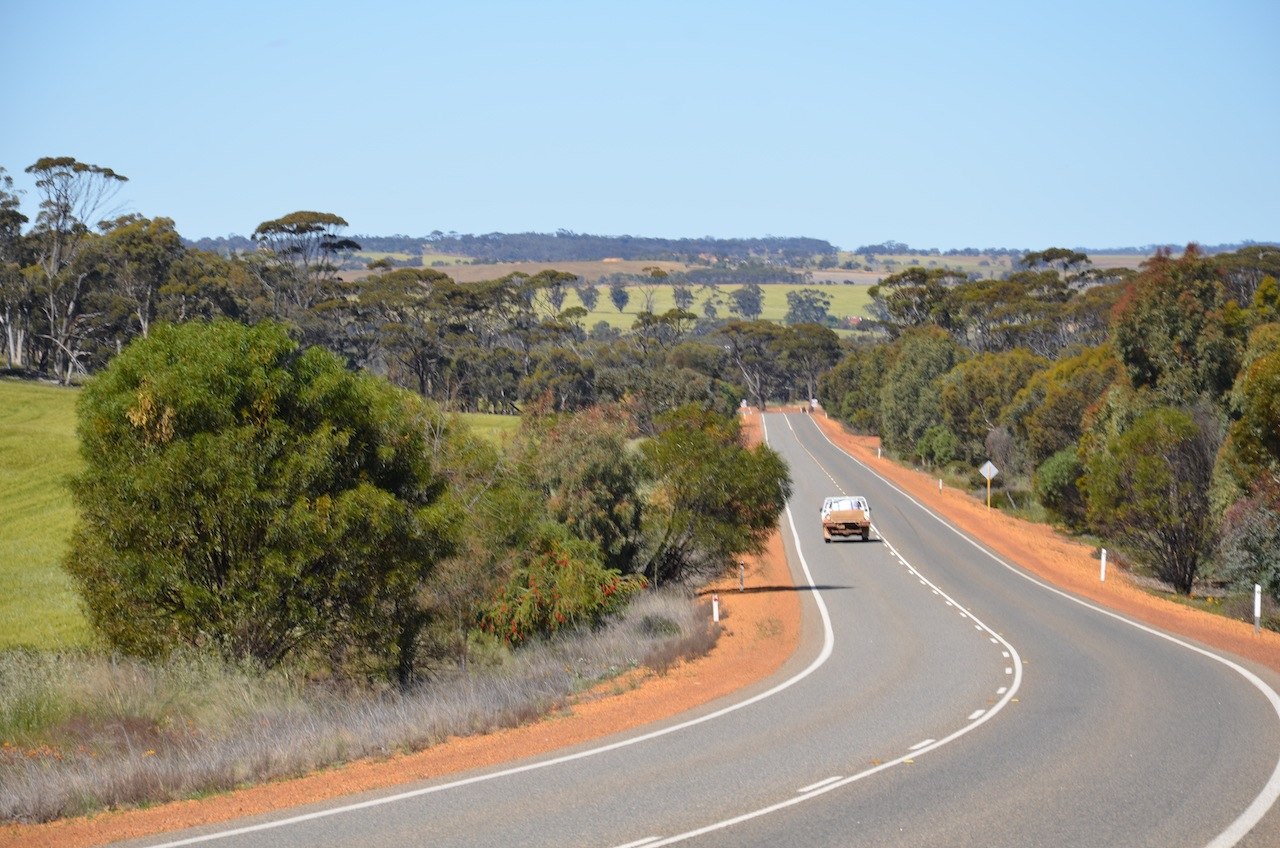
[0,379,89,648]
[0,588,717,822]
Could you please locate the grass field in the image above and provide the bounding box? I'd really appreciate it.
[454,411,521,443]
[0,380,90,649]
[574,282,874,331]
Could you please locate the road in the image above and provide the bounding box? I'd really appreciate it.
[123,412,1280,848]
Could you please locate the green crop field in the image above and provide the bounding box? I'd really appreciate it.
[569,282,874,331]
[0,380,90,649]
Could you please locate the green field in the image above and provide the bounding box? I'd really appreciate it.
[0,380,90,649]
[567,282,874,331]
[454,411,521,443]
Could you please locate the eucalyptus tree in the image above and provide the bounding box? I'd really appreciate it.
[0,167,31,367]
[718,319,785,409]
[98,214,185,339]
[24,156,127,382]
[728,282,764,320]
[576,280,600,311]
[250,210,360,344]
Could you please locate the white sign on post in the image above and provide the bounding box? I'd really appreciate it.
[979,461,999,509]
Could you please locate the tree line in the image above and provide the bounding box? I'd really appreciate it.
[819,245,1280,610]
[188,230,838,266]
[2,157,812,685]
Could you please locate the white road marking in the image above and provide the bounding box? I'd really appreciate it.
[798,776,844,793]
[968,709,986,720]
[909,739,936,751]
[614,838,662,848]
[997,687,1008,695]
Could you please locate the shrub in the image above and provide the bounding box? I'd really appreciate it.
[1034,447,1086,527]
[482,525,646,645]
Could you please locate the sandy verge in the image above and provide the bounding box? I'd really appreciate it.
[7,410,1278,847]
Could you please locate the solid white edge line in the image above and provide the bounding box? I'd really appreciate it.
[802,412,1280,848]
[140,415,839,848]
[909,739,936,751]
[613,838,662,848]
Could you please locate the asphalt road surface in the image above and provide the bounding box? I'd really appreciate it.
[122,412,1280,848]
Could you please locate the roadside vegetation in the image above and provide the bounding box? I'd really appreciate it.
[0,588,716,822]
[819,246,1280,623]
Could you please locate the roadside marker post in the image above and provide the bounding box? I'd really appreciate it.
[1256,584,1263,635]
[712,593,720,623]
[739,561,745,592]
[1100,548,1107,582]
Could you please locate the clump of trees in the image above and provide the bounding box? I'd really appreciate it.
[821,244,1280,613]
[64,320,791,684]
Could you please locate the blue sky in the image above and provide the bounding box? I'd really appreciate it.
[3,1,1277,250]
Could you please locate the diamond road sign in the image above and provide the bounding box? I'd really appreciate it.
[979,461,999,480]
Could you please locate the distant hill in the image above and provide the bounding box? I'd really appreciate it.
[187,231,838,265]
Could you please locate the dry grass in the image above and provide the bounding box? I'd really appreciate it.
[0,588,715,823]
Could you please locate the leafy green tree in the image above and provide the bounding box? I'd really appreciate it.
[1221,331,1280,491]
[98,214,185,339]
[640,405,791,586]
[783,288,832,325]
[1253,276,1280,324]
[819,343,895,434]
[1112,245,1250,406]
[158,248,253,324]
[773,322,842,403]
[0,167,31,368]
[728,283,764,320]
[939,349,1048,464]
[916,424,958,468]
[609,280,630,313]
[1019,247,1090,274]
[524,404,645,573]
[867,267,963,334]
[879,326,967,459]
[1003,344,1124,470]
[1033,447,1086,527]
[250,211,361,344]
[576,281,600,312]
[24,156,128,382]
[718,320,785,409]
[1080,405,1221,594]
[64,320,461,682]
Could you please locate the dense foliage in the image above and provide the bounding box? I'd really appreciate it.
[822,245,1280,606]
[66,321,462,682]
